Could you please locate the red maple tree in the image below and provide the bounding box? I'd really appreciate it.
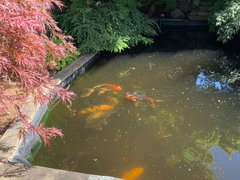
[0,0,76,147]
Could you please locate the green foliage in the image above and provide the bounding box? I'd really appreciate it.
[154,0,177,9]
[209,0,240,43]
[55,50,80,70]
[56,0,158,53]
[138,0,177,10]
[46,36,80,70]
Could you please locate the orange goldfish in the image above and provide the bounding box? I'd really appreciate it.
[121,167,143,180]
[126,92,163,108]
[85,108,121,131]
[80,105,113,114]
[107,96,119,105]
[81,84,122,97]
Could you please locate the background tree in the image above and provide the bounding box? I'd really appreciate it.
[54,0,158,53]
[0,0,76,146]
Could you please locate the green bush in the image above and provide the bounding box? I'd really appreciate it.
[55,50,80,70]
[55,0,158,53]
[209,0,240,43]
[46,36,80,71]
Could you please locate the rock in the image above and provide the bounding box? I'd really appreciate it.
[170,8,185,19]
[200,1,213,7]
[199,6,210,12]
[192,0,200,9]
[189,9,198,16]
[178,1,190,13]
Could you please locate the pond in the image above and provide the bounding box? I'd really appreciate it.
[32,31,240,180]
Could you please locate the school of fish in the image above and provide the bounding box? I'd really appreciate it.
[64,84,165,179]
[67,84,163,132]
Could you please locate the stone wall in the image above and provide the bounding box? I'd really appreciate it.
[168,0,213,21]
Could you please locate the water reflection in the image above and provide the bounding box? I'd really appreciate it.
[196,69,232,91]
[211,146,240,180]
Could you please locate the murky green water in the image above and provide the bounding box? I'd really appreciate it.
[33,32,240,180]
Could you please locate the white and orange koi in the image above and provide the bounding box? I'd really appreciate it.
[126,92,163,108]
[81,84,122,97]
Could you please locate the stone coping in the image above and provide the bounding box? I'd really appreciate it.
[159,18,208,29]
[0,161,120,180]
[0,54,121,180]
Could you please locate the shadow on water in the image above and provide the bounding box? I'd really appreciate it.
[32,30,240,180]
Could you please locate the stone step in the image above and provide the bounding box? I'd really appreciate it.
[188,15,209,21]
[198,11,211,16]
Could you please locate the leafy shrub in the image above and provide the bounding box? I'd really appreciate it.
[46,36,80,71]
[55,0,158,53]
[209,0,240,43]
[55,50,80,70]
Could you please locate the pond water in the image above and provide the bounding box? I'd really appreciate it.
[32,31,240,180]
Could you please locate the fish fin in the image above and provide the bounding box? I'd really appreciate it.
[102,120,108,125]
[134,102,139,107]
[80,110,88,114]
[67,106,77,116]
[98,90,106,95]
[151,103,157,108]
[87,111,104,119]
[69,112,76,117]
[95,125,103,131]
[92,111,104,118]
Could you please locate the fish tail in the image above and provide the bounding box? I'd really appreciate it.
[81,89,94,97]
[154,99,163,102]
[121,168,143,180]
[66,105,77,116]
[81,84,108,97]
[151,103,157,108]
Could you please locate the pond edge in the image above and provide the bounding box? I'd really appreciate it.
[0,54,122,180]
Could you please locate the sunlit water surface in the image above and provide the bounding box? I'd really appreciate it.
[33,35,240,180]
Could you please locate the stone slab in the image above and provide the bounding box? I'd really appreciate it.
[160,18,208,29]
[0,161,121,180]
